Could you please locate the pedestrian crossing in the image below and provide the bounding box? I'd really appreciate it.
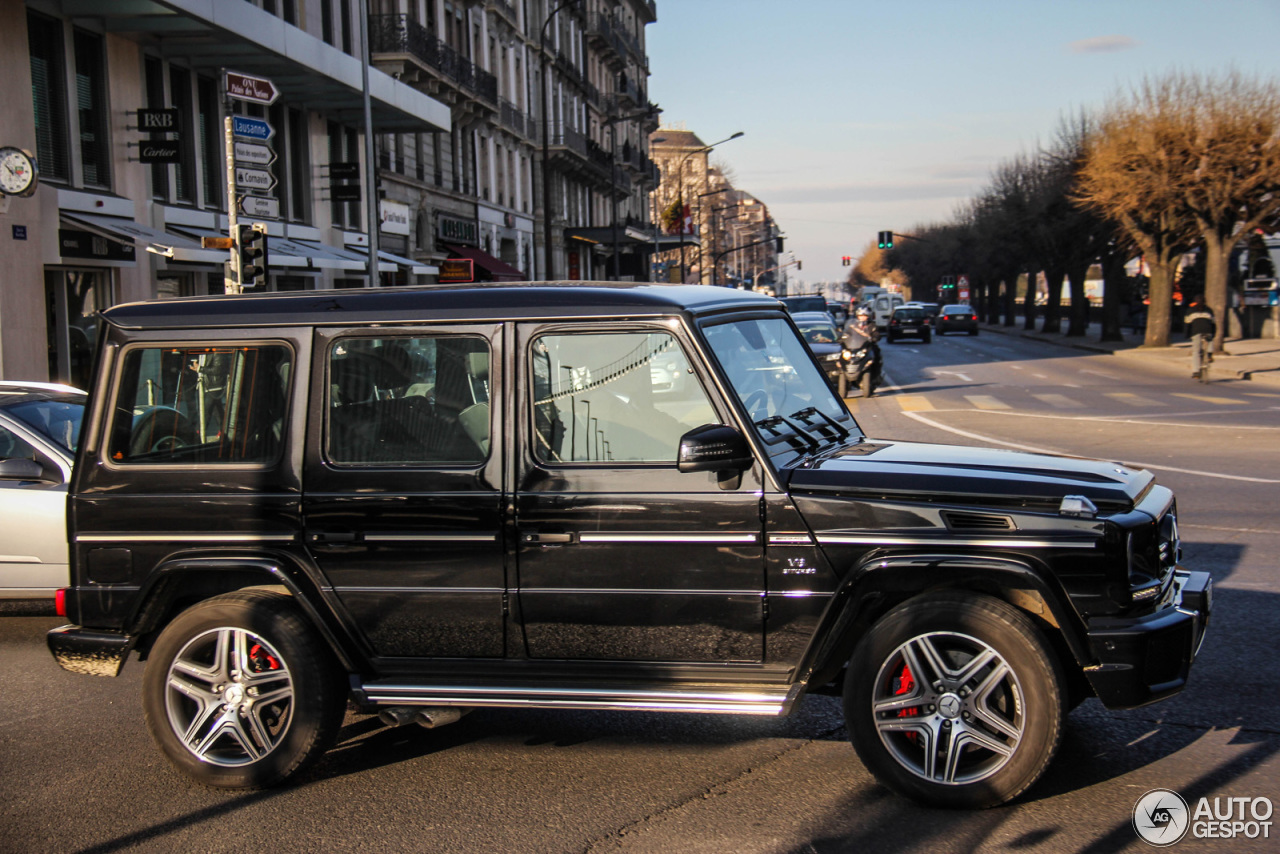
[843,386,1280,413]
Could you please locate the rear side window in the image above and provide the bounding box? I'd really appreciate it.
[326,335,490,465]
[108,345,292,465]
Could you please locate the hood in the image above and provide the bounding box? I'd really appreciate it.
[786,439,1154,513]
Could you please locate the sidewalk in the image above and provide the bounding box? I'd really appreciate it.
[979,320,1280,388]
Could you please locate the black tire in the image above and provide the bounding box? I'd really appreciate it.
[837,372,849,399]
[922,331,932,344]
[142,589,346,789]
[860,371,873,398]
[969,328,978,336]
[844,591,1065,809]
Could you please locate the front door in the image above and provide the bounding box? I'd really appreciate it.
[302,325,505,660]
[514,322,765,663]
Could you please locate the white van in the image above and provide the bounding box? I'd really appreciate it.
[867,292,904,330]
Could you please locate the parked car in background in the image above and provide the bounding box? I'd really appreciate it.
[791,311,844,389]
[0,381,86,601]
[886,306,932,343]
[937,304,980,336]
[779,295,828,315]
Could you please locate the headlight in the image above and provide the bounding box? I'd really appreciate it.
[841,349,853,360]
[824,352,841,362]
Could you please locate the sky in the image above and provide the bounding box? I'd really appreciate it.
[645,0,1280,287]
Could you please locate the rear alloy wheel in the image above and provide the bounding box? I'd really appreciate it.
[845,591,1065,808]
[143,589,346,789]
[838,372,849,399]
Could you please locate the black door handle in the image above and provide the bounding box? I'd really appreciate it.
[309,529,359,544]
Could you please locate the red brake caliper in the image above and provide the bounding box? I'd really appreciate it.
[248,643,281,672]
[893,661,920,743]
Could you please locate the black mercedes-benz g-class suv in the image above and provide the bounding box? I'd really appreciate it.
[48,283,1210,808]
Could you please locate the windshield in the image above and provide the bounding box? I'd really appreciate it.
[795,319,839,344]
[703,317,860,459]
[4,395,86,454]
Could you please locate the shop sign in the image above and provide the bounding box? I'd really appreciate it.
[380,200,411,236]
[439,258,474,283]
[58,229,135,262]
[438,214,478,246]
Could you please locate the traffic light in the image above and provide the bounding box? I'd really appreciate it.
[841,255,851,266]
[877,230,894,250]
[236,222,268,288]
[775,236,785,253]
[796,260,802,270]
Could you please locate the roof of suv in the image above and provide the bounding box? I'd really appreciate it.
[99,283,781,330]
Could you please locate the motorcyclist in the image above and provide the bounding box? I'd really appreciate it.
[843,305,878,349]
[838,306,883,398]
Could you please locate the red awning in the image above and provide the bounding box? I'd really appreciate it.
[442,244,526,281]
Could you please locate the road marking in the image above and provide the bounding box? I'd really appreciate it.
[964,395,1011,410]
[932,370,973,382]
[1032,393,1084,408]
[901,411,1280,483]
[1171,393,1248,405]
[1009,364,1024,370]
[1180,523,1280,536]
[841,397,859,413]
[1243,392,1280,398]
[1033,373,1048,379]
[895,394,935,411]
[1105,392,1166,407]
[1080,369,1119,380]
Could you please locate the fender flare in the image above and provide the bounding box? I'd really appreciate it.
[125,553,365,674]
[796,552,1092,689]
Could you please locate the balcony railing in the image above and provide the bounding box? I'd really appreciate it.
[499,98,537,140]
[369,14,498,105]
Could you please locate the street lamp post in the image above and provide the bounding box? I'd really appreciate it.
[540,0,577,281]
[695,187,730,284]
[675,131,743,283]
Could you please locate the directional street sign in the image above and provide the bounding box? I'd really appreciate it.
[238,195,280,220]
[236,166,277,193]
[232,116,274,141]
[225,71,278,106]
[234,140,276,167]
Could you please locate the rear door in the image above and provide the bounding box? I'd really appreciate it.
[513,321,766,663]
[302,325,506,660]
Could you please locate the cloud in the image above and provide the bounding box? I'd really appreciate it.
[1068,35,1138,54]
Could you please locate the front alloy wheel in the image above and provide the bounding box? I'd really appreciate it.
[143,589,345,788]
[845,591,1065,808]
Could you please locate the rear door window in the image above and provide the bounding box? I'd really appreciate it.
[108,344,292,465]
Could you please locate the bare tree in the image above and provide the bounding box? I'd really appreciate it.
[1075,71,1280,348]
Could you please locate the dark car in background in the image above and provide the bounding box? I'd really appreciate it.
[937,304,980,335]
[779,295,828,315]
[886,306,932,343]
[0,381,86,602]
[905,301,941,320]
[791,311,844,388]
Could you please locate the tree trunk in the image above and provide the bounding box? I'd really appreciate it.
[1023,269,1038,330]
[1065,262,1089,336]
[1100,249,1126,342]
[1144,256,1178,347]
[1200,234,1232,353]
[1043,267,1065,333]
[1003,272,1018,326]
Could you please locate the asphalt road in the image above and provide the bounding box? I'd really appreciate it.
[2,331,1276,854]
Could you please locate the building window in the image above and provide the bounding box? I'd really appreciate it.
[198,75,221,210]
[321,0,334,45]
[73,29,111,188]
[340,0,353,55]
[329,121,361,229]
[27,11,69,182]
[144,55,169,200]
[169,65,195,203]
[288,108,309,223]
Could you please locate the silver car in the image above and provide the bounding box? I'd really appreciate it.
[0,381,86,601]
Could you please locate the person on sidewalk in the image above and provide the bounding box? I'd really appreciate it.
[1185,294,1216,380]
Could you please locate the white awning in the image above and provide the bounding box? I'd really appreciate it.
[347,245,437,276]
[296,240,396,273]
[60,212,227,264]
[169,226,365,271]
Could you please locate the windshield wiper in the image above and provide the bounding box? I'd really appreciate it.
[754,414,822,452]
[789,407,850,442]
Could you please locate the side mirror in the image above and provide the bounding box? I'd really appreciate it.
[0,458,48,481]
[677,424,753,474]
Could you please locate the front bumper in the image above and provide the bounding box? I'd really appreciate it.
[1082,569,1212,709]
[47,624,134,677]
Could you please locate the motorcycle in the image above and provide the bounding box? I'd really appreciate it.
[837,336,883,399]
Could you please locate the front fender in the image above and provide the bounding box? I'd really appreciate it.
[796,552,1091,690]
